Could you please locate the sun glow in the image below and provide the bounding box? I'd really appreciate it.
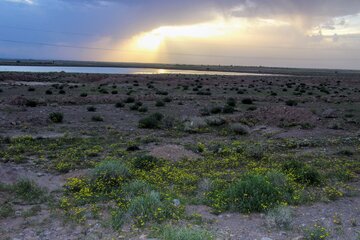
[134,20,231,51]
[109,17,292,62]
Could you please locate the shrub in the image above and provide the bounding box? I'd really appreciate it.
[244,143,267,160]
[304,224,330,240]
[225,172,291,213]
[87,106,96,112]
[91,160,131,187]
[247,106,257,111]
[152,112,164,121]
[163,97,172,103]
[115,102,125,108]
[80,92,88,97]
[210,106,222,114]
[158,225,214,240]
[125,97,135,103]
[230,123,249,135]
[138,106,148,113]
[59,89,66,94]
[156,90,169,95]
[282,160,321,185]
[49,112,63,123]
[266,205,293,230]
[184,117,207,133]
[285,100,298,106]
[227,97,237,107]
[13,179,46,204]
[91,115,104,122]
[111,90,118,94]
[28,87,35,92]
[156,100,165,107]
[25,100,38,107]
[127,191,171,223]
[130,104,140,111]
[112,191,178,229]
[133,155,160,171]
[45,89,52,95]
[99,88,109,94]
[205,116,226,126]
[242,98,253,104]
[123,180,153,199]
[199,107,210,116]
[222,105,234,114]
[0,203,14,219]
[139,113,164,129]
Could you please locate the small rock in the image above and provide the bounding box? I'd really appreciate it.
[261,238,273,240]
[292,236,305,240]
[173,199,180,207]
[37,172,45,177]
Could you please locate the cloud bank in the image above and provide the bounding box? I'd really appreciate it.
[1,0,360,69]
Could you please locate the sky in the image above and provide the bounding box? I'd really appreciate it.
[1,0,360,69]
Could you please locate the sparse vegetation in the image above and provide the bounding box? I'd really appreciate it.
[139,113,164,128]
[0,71,359,239]
[49,112,63,123]
[91,115,104,122]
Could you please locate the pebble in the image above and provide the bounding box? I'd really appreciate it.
[292,236,305,240]
[173,199,181,207]
[261,237,273,240]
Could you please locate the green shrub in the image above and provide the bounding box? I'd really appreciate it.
[112,191,180,229]
[13,179,46,204]
[133,155,160,171]
[304,224,330,240]
[123,180,153,199]
[125,97,135,103]
[230,123,249,135]
[80,92,88,97]
[226,97,237,107]
[25,100,38,107]
[91,115,104,122]
[138,106,148,113]
[139,113,164,129]
[225,172,291,213]
[266,205,293,230]
[0,203,14,219]
[282,160,321,185]
[163,97,172,103]
[158,225,214,240]
[222,105,234,114]
[199,107,210,116]
[285,100,298,106]
[156,100,165,107]
[210,106,222,114]
[87,106,96,112]
[115,102,125,108]
[242,98,253,104]
[49,112,63,123]
[91,160,130,192]
[130,104,140,111]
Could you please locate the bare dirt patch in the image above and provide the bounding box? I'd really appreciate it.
[149,144,202,161]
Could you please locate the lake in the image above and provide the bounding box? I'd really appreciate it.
[0,66,277,76]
